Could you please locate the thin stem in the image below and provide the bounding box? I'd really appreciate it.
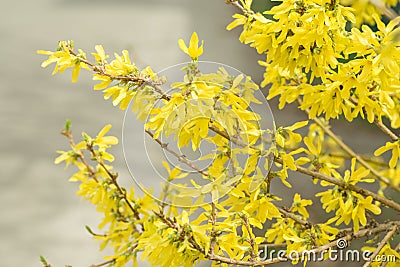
[210,201,218,256]
[68,48,170,101]
[297,96,399,193]
[374,118,399,141]
[278,207,312,228]
[61,129,98,182]
[311,115,399,193]
[328,152,388,167]
[155,211,205,254]
[145,129,210,178]
[145,129,219,254]
[207,221,400,266]
[363,226,398,267]
[90,259,115,267]
[381,242,400,267]
[86,143,142,226]
[274,157,400,212]
[242,216,257,261]
[349,96,399,141]
[225,0,249,14]
[90,243,138,267]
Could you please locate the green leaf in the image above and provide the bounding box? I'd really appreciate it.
[85,225,96,236]
[65,119,71,131]
[39,255,48,266]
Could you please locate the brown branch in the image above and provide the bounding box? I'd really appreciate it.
[297,96,399,193]
[90,258,115,267]
[278,207,312,228]
[145,129,210,178]
[145,129,220,255]
[349,96,399,142]
[208,252,282,266]
[90,243,138,267]
[242,216,257,261]
[209,201,218,256]
[154,176,400,267]
[328,152,388,167]
[300,221,400,261]
[381,242,400,267]
[86,143,141,223]
[312,115,399,192]
[225,0,248,14]
[208,221,400,266]
[274,157,400,212]
[155,211,205,254]
[61,129,98,182]
[363,225,398,267]
[374,118,399,142]
[68,48,170,101]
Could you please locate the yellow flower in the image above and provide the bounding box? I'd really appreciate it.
[93,124,119,149]
[91,45,109,63]
[374,141,400,168]
[291,193,312,218]
[178,32,204,59]
[342,158,372,185]
[162,161,189,181]
[351,195,381,232]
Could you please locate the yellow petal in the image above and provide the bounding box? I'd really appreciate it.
[178,39,188,54]
[97,124,112,139]
[72,64,80,83]
[189,32,199,52]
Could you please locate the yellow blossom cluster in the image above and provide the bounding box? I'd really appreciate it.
[37,1,400,264]
[341,0,399,26]
[228,0,400,127]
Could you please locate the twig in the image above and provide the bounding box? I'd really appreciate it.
[274,157,400,212]
[381,242,400,267]
[363,226,398,267]
[297,97,399,193]
[86,143,141,223]
[374,118,399,142]
[242,216,257,261]
[209,200,218,256]
[225,0,250,14]
[278,207,312,228]
[207,221,400,266]
[90,258,115,267]
[328,152,388,167]
[155,211,205,254]
[349,96,399,142]
[61,129,98,182]
[301,221,399,261]
[90,243,138,267]
[145,129,220,255]
[68,48,170,101]
[145,129,210,178]
[312,115,399,192]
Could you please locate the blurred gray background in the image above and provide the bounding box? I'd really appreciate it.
[0,0,394,266]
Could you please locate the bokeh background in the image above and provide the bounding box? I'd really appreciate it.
[1,0,396,266]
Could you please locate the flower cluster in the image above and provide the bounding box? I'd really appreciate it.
[38,1,400,265]
[228,0,400,126]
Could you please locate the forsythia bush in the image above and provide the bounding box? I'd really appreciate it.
[38,0,399,266]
